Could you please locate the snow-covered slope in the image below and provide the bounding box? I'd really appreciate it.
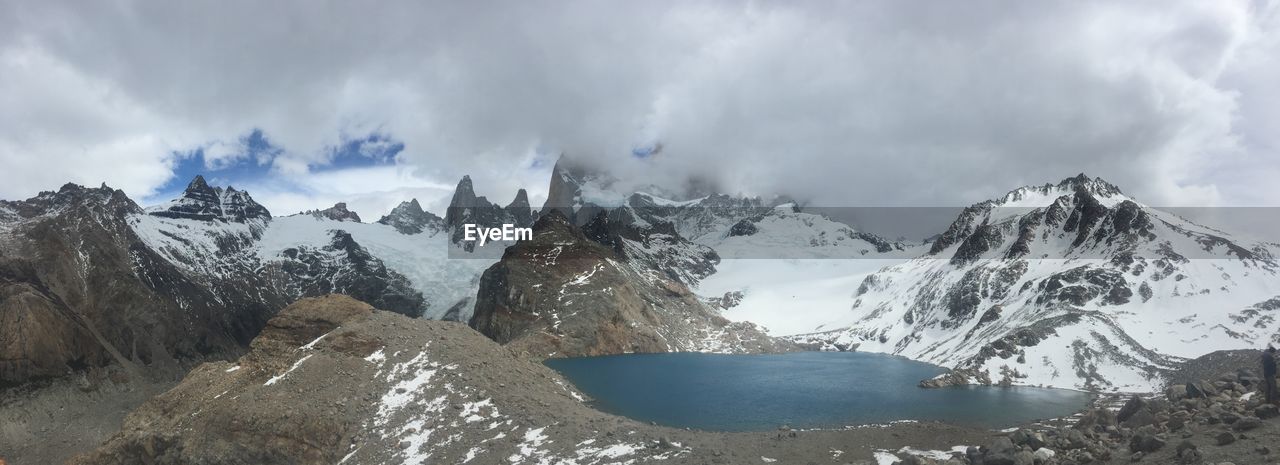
[687,204,916,259]
[789,175,1280,392]
[129,176,500,321]
[696,259,914,336]
[257,215,497,321]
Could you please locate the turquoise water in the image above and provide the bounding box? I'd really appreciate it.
[545,351,1091,431]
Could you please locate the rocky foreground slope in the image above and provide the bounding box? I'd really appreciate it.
[70,295,988,465]
[470,210,790,358]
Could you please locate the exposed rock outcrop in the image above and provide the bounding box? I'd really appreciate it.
[444,175,534,251]
[267,230,427,317]
[305,202,362,222]
[470,210,790,358]
[375,198,443,235]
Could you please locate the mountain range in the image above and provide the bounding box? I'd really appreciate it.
[2,157,1278,463]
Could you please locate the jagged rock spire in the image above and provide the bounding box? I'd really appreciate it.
[506,189,532,227]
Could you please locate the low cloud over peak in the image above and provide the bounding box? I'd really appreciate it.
[3,0,1279,218]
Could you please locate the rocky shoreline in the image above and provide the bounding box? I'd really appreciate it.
[914,365,1280,465]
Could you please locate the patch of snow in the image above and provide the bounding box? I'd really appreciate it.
[264,354,312,386]
[873,451,901,465]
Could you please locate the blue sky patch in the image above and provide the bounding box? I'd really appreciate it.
[152,129,404,202]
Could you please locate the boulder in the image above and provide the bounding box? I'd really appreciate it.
[1117,395,1147,423]
[1255,404,1279,419]
[1121,408,1157,428]
[1074,408,1117,430]
[1219,412,1241,424]
[1216,431,1236,445]
[1175,440,1196,457]
[1128,433,1166,453]
[1168,384,1189,401]
[1009,429,1047,450]
[988,437,1016,454]
[1232,417,1264,432]
[1186,381,1217,399]
[1064,429,1089,449]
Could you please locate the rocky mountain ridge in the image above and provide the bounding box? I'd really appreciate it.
[443,175,534,251]
[790,174,1280,391]
[375,198,443,235]
[469,210,790,358]
[301,202,363,222]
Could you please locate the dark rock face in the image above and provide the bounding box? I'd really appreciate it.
[580,210,719,286]
[148,175,271,224]
[727,218,759,237]
[0,183,283,386]
[506,188,533,227]
[306,202,362,222]
[1034,266,1131,306]
[375,198,444,235]
[470,210,788,358]
[541,156,597,224]
[270,230,427,317]
[951,222,1005,265]
[444,175,535,250]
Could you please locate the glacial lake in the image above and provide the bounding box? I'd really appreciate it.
[545,351,1091,431]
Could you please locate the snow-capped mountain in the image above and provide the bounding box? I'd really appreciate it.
[376,198,444,235]
[136,176,502,322]
[0,182,284,385]
[146,175,271,226]
[532,155,919,335]
[790,175,1280,392]
[544,156,910,261]
[257,213,497,321]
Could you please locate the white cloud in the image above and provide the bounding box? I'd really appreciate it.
[1,0,1277,221]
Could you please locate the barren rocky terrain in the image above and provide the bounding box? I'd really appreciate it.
[68,295,990,465]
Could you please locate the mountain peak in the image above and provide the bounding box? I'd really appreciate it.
[1055,173,1124,197]
[186,175,210,191]
[993,173,1127,208]
[308,202,362,222]
[150,175,270,223]
[510,188,529,206]
[377,198,443,234]
[449,175,479,208]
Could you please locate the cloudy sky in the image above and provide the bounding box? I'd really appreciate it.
[2,1,1278,227]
